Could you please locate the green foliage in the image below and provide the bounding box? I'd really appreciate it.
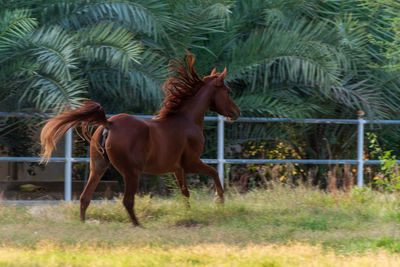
[0,9,38,52]
[360,0,400,71]
[376,237,400,253]
[2,0,399,117]
[367,132,400,194]
[0,9,85,112]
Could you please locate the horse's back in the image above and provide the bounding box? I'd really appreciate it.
[108,113,150,136]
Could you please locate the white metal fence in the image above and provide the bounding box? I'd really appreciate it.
[1,112,400,202]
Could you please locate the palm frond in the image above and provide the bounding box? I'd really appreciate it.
[21,71,87,112]
[0,9,37,61]
[234,94,320,118]
[164,0,230,55]
[228,26,341,93]
[27,26,78,81]
[85,50,167,110]
[77,23,143,73]
[41,1,176,40]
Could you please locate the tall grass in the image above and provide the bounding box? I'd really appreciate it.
[1,185,400,265]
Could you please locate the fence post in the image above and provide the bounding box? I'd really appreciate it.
[64,129,73,201]
[217,115,225,189]
[357,111,365,187]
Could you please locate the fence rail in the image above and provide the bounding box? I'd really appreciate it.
[2,112,400,202]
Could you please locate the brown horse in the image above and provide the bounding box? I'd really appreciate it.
[40,53,240,226]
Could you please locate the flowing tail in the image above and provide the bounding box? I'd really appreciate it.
[40,102,109,163]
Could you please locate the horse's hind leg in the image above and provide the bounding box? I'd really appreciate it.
[80,143,108,222]
[120,170,141,226]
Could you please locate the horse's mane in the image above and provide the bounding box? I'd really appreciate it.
[156,52,205,119]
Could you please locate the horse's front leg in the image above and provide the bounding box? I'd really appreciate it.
[174,168,190,208]
[185,161,224,203]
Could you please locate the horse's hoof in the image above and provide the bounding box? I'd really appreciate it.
[184,201,191,209]
[133,223,145,228]
[214,196,224,204]
[132,220,144,228]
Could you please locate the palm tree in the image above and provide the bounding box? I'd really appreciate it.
[2,0,400,186]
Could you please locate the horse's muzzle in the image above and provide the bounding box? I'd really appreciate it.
[228,110,240,122]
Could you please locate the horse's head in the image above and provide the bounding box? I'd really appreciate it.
[207,68,240,121]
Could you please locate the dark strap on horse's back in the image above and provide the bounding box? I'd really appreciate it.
[101,127,109,148]
[101,127,109,161]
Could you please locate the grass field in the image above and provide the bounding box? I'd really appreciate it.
[2,185,400,266]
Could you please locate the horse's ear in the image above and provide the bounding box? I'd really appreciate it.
[216,67,227,86]
[210,67,217,76]
[221,67,227,79]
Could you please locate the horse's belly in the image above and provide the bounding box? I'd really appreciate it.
[142,149,182,174]
[142,159,180,174]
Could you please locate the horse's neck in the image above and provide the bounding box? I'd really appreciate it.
[180,86,213,127]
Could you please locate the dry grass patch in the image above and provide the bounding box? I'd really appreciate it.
[1,242,400,267]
